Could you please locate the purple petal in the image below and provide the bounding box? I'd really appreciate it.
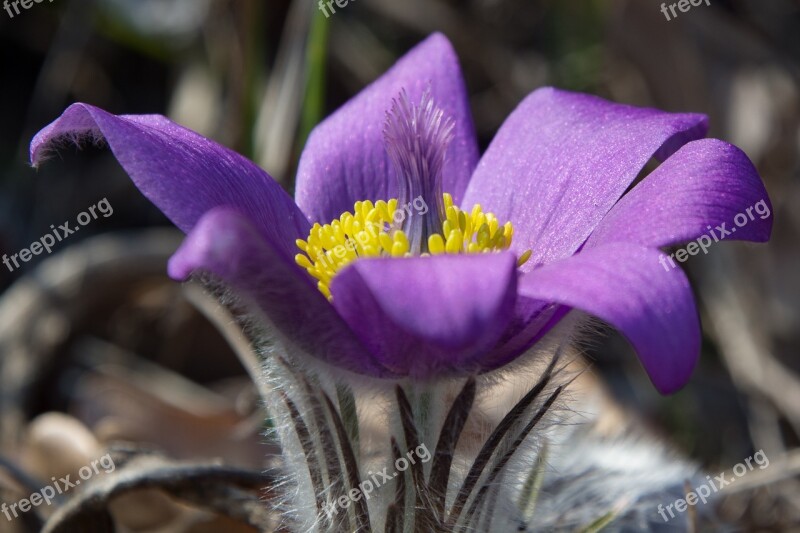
[461,88,708,269]
[295,33,479,224]
[31,104,309,257]
[516,243,700,394]
[169,208,394,377]
[478,299,564,370]
[586,139,773,249]
[329,253,517,379]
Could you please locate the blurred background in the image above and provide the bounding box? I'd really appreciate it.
[0,0,798,531]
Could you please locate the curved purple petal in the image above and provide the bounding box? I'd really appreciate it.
[461,88,708,269]
[516,243,700,394]
[329,252,517,379]
[295,33,479,224]
[31,104,309,258]
[168,207,394,377]
[586,139,773,249]
[478,299,564,370]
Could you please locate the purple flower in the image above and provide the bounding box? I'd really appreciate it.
[30,33,771,393]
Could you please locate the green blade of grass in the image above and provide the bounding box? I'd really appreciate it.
[297,7,330,155]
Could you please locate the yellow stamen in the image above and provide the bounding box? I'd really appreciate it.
[428,234,445,255]
[295,194,532,299]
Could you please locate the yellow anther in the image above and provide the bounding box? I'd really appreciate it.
[318,282,332,300]
[463,216,472,242]
[295,254,313,269]
[446,229,464,254]
[376,200,390,221]
[446,205,459,228]
[379,233,394,253]
[443,192,454,210]
[503,222,514,246]
[477,223,490,247]
[428,234,445,255]
[443,220,453,236]
[517,249,533,267]
[473,212,486,231]
[487,214,499,236]
[392,231,409,256]
[392,241,408,256]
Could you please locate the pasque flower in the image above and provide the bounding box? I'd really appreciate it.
[30,33,771,394]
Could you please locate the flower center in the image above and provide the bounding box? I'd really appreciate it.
[294,89,531,299]
[295,193,531,299]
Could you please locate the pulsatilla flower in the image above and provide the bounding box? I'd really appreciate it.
[30,33,771,394]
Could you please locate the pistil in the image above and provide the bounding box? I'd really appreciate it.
[383,89,453,254]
